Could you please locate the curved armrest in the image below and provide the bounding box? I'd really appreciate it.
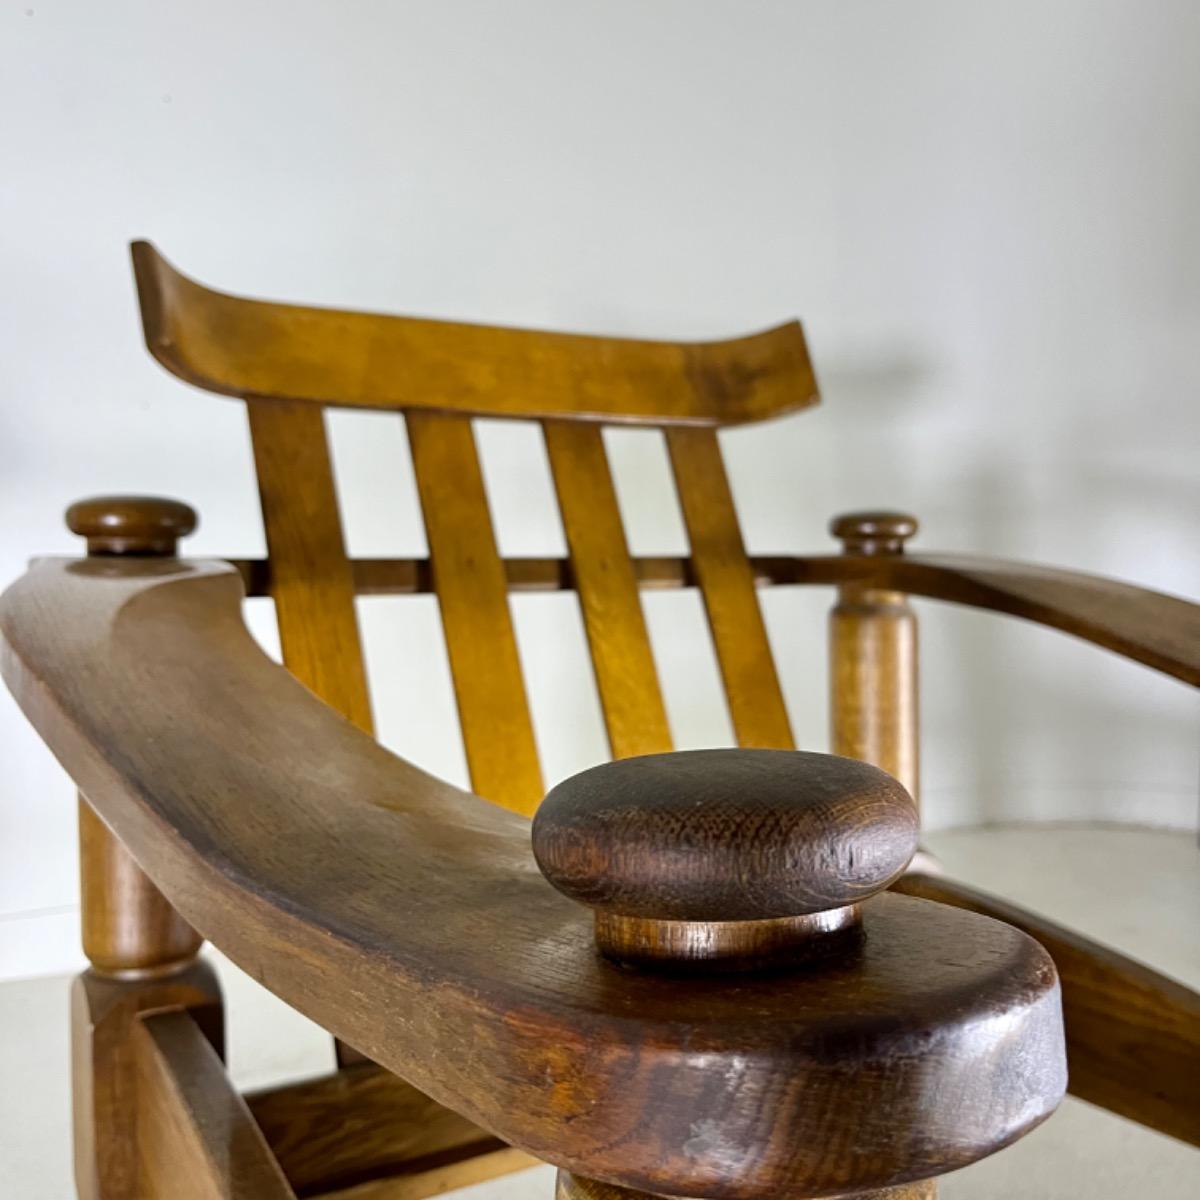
[1,558,1060,1197]
[788,552,1200,686]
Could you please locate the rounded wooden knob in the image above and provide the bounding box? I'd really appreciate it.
[66,496,197,556]
[830,510,918,556]
[533,749,918,967]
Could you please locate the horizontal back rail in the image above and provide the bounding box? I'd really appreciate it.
[132,242,818,426]
[224,553,1200,687]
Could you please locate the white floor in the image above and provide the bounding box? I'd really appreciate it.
[0,826,1196,1198]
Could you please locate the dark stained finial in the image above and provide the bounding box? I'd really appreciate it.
[66,496,198,557]
[532,748,918,968]
[830,510,918,556]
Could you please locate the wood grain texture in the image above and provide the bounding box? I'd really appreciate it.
[319,1147,535,1200]
[247,399,374,734]
[543,421,671,758]
[135,1009,296,1200]
[665,426,794,747]
[534,749,918,921]
[245,1064,504,1196]
[132,241,818,426]
[73,961,224,1200]
[67,495,198,556]
[894,871,1200,1147]
[407,411,542,815]
[79,796,202,977]
[829,590,919,803]
[225,546,1200,690]
[1,557,1066,1198]
[557,1171,935,1200]
[829,512,921,804]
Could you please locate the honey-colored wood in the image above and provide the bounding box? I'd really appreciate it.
[318,1147,536,1200]
[78,798,202,977]
[829,513,920,802]
[135,1009,296,1200]
[895,870,1200,1147]
[245,1064,504,1195]
[15,242,1196,1197]
[132,242,818,427]
[223,548,1200,686]
[247,403,375,1064]
[2,557,1066,1198]
[665,426,793,748]
[73,961,223,1200]
[544,421,671,758]
[247,399,374,735]
[65,496,218,1198]
[407,411,542,814]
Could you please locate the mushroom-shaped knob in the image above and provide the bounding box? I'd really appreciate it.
[830,510,918,556]
[66,496,198,557]
[533,749,918,968]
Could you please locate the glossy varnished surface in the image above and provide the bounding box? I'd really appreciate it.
[132,242,818,426]
[224,551,1200,686]
[135,1009,295,1199]
[895,871,1200,1147]
[1,558,1065,1197]
[533,750,918,921]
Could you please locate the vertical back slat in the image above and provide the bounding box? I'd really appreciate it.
[247,399,374,735]
[544,421,672,759]
[665,426,794,749]
[407,411,543,816]
[247,398,374,1068]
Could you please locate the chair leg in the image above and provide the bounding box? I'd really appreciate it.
[74,797,222,1200]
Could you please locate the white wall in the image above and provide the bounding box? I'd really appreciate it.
[1,1,1197,980]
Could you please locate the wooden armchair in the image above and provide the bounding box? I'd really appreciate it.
[2,242,1196,1200]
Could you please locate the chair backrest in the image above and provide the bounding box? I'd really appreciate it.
[132,242,820,816]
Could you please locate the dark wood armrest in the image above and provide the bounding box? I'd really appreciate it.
[2,556,1066,1197]
[784,552,1200,686]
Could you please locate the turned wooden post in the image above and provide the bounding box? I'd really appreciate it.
[65,496,222,1200]
[534,748,949,1198]
[67,497,204,977]
[829,511,920,806]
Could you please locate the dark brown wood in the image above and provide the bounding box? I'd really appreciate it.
[132,241,818,426]
[67,495,198,557]
[316,1147,534,1200]
[135,1009,295,1200]
[407,410,543,815]
[665,426,794,747]
[829,511,918,557]
[557,1171,936,1200]
[894,870,1200,1147]
[245,1064,523,1196]
[533,749,918,921]
[544,420,672,758]
[73,961,223,1200]
[65,496,215,1199]
[0,557,1066,1198]
[829,512,920,803]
